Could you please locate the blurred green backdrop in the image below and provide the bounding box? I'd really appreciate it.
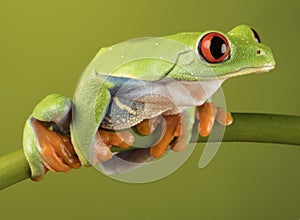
[0,0,299,219]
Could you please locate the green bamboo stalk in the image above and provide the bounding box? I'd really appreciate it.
[0,113,299,190]
[195,113,300,145]
[0,150,31,190]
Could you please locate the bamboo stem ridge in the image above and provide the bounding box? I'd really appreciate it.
[0,113,299,190]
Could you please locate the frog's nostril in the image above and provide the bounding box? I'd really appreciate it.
[257,49,261,55]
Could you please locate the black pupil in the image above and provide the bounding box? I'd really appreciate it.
[210,36,226,60]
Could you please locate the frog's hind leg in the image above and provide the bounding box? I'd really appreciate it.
[23,94,81,181]
[96,114,180,174]
[95,108,196,175]
[95,117,161,174]
[31,119,81,173]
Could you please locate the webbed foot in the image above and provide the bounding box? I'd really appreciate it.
[31,119,81,180]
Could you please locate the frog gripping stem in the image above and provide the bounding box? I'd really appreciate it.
[30,119,81,181]
[23,100,233,180]
[196,102,233,137]
[22,94,80,180]
[25,119,137,180]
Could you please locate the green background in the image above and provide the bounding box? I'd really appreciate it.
[0,0,299,219]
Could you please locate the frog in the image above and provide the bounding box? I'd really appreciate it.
[23,25,275,180]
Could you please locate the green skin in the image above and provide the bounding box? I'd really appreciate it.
[23,25,275,178]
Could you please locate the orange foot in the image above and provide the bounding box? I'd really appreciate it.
[32,119,81,181]
[196,102,233,137]
[146,114,181,159]
[135,116,162,136]
[98,115,181,159]
[93,129,135,162]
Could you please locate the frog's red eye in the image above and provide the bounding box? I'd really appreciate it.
[198,32,230,63]
[251,28,261,43]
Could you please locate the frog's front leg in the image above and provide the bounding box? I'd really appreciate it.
[196,102,233,137]
[136,102,232,159]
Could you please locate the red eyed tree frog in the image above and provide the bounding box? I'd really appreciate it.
[23,25,275,180]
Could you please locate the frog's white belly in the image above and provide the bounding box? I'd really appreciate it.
[121,78,225,106]
[101,78,226,130]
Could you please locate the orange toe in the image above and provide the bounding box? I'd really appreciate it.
[150,114,180,158]
[99,130,134,149]
[32,119,81,173]
[197,102,217,137]
[215,108,233,126]
[136,117,162,136]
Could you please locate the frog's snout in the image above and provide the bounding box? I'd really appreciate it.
[255,45,276,69]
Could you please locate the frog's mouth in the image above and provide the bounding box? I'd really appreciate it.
[217,64,275,79]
